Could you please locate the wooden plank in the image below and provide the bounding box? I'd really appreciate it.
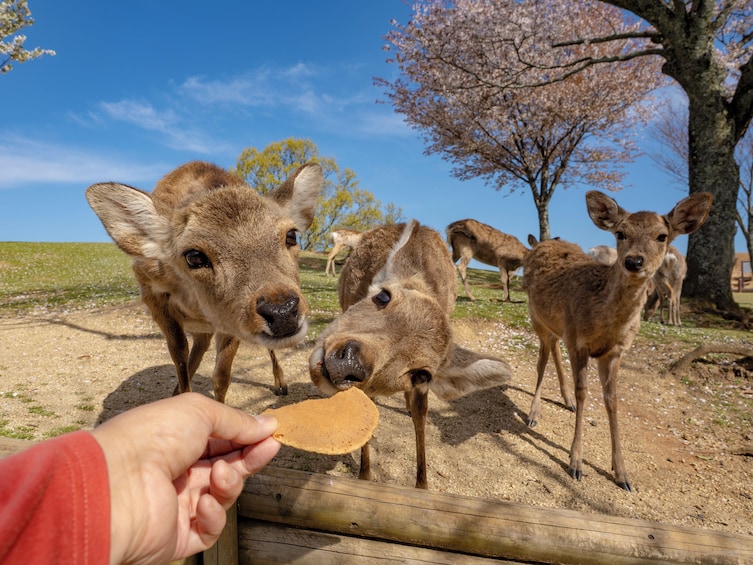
[240,466,753,565]
[238,520,517,564]
[203,504,238,565]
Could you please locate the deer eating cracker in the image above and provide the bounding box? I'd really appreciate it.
[263,387,379,454]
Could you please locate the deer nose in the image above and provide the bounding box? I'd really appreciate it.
[256,296,300,337]
[325,340,369,386]
[624,256,643,272]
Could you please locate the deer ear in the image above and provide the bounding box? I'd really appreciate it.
[665,192,713,236]
[268,163,323,231]
[586,191,628,231]
[430,342,512,400]
[86,183,172,260]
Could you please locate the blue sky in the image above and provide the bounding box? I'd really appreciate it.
[2,1,746,256]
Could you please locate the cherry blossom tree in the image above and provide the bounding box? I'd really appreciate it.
[378,0,662,242]
[384,0,753,310]
[0,0,54,74]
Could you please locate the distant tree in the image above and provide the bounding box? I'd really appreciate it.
[235,138,403,251]
[1,0,54,74]
[651,99,753,273]
[378,0,662,242]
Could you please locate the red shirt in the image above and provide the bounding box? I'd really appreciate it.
[0,431,110,564]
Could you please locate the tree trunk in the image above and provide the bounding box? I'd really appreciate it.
[683,91,739,310]
[535,199,551,242]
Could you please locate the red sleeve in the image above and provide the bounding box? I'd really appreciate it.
[0,431,111,565]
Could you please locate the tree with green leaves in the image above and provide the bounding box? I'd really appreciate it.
[1,0,54,74]
[235,138,403,251]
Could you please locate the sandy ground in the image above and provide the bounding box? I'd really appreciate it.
[1,301,752,537]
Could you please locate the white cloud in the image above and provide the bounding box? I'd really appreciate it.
[0,134,167,189]
[96,99,232,154]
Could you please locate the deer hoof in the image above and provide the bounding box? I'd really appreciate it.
[617,480,633,492]
[567,467,583,481]
[274,385,289,396]
[526,417,538,428]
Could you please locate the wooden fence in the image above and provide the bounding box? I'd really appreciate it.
[2,438,752,564]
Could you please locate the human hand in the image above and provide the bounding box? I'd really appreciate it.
[90,392,280,565]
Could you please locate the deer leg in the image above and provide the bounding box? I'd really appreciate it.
[567,349,590,482]
[326,242,343,276]
[212,334,240,403]
[643,289,660,322]
[597,353,631,491]
[457,253,475,301]
[527,334,551,427]
[143,291,191,396]
[359,440,371,481]
[409,387,430,489]
[550,336,574,411]
[187,332,212,381]
[499,267,511,301]
[268,349,288,396]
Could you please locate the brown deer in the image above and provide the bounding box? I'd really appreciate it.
[523,190,712,491]
[325,228,363,276]
[86,161,323,401]
[643,246,687,326]
[309,221,513,488]
[446,219,528,301]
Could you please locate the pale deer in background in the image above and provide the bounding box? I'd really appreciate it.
[310,221,512,489]
[644,246,687,326]
[325,228,363,276]
[86,161,323,401]
[446,219,528,302]
[587,245,618,265]
[523,190,712,491]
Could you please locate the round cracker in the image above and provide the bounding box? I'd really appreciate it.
[262,387,379,455]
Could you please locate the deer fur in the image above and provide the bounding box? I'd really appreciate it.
[523,190,712,491]
[446,219,528,302]
[644,245,687,326]
[309,221,513,488]
[86,161,323,401]
[325,228,363,276]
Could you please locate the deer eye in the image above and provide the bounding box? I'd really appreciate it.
[184,249,212,269]
[615,231,625,240]
[285,229,299,248]
[372,289,391,309]
[657,234,668,242]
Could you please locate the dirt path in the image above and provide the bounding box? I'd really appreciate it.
[1,301,752,536]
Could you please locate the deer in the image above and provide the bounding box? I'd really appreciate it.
[523,190,712,491]
[446,219,528,302]
[309,221,513,489]
[325,228,363,276]
[86,161,323,402]
[643,246,687,326]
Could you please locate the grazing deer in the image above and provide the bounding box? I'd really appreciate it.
[325,228,363,276]
[644,246,687,326]
[446,219,528,302]
[310,221,513,488]
[523,191,712,491]
[86,161,322,401]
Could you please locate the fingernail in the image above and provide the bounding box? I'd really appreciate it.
[253,413,278,431]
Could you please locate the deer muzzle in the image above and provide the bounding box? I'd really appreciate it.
[256,295,302,338]
[624,255,644,273]
[319,340,371,390]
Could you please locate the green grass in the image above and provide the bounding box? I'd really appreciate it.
[0,242,138,314]
[1,242,750,346]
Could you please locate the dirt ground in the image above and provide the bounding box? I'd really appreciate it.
[1,300,752,537]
